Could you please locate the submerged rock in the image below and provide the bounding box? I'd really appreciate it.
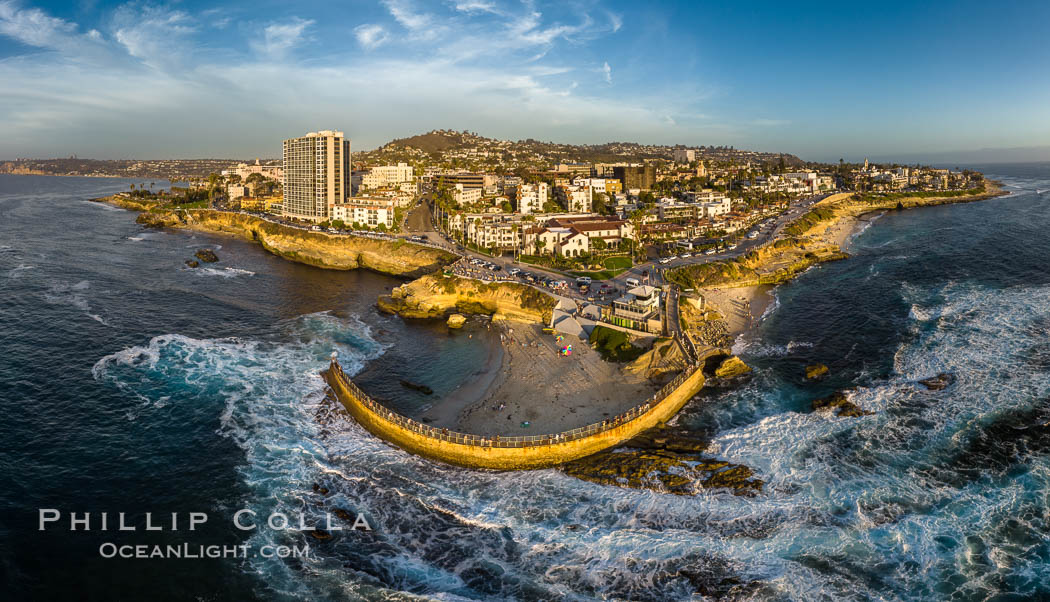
[623,425,709,453]
[919,373,955,391]
[184,260,199,268]
[194,248,219,263]
[805,363,829,380]
[309,529,332,541]
[714,356,752,380]
[811,390,873,417]
[447,313,467,328]
[400,380,433,395]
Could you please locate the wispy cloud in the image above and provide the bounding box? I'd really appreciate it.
[0,0,76,48]
[354,23,389,50]
[112,4,197,69]
[454,1,498,14]
[382,0,431,31]
[0,0,715,157]
[255,17,314,58]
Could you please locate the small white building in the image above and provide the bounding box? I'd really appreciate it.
[329,197,396,229]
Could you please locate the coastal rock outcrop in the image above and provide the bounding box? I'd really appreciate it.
[194,248,219,263]
[627,338,688,383]
[400,380,433,395]
[561,426,763,496]
[378,273,556,324]
[446,313,467,328]
[811,390,873,417]
[184,260,199,268]
[805,363,829,380]
[134,209,455,278]
[714,356,752,380]
[919,373,955,390]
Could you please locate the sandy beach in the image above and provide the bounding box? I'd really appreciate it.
[698,285,775,339]
[419,323,659,437]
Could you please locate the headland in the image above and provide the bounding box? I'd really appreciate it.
[92,196,456,278]
[671,183,1009,342]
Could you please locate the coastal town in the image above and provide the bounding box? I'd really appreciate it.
[88,128,999,472]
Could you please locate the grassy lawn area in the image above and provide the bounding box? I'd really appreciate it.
[589,325,646,362]
[569,268,630,280]
[165,200,209,209]
[519,254,631,280]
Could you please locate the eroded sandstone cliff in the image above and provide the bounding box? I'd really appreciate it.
[377,272,557,324]
[134,209,456,278]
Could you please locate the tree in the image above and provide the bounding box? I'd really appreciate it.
[591,237,607,251]
[331,219,345,229]
[592,192,609,215]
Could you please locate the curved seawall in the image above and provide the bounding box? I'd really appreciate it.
[323,358,707,470]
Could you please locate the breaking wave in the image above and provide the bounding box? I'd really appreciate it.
[191,266,256,278]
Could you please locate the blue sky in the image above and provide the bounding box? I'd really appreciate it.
[1,0,1049,162]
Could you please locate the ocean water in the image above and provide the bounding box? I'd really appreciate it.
[1,166,1049,600]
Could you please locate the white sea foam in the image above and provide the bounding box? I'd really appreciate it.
[6,264,34,278]
[191,266,255,278]
[81,200,122,211]
[734,337,812,358]
[86,273,1050,599]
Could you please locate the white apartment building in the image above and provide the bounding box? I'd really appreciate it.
[673,148,697,163]
[701,197,732,217]
[328,196,396,229]
[515,182,549,214]
[684,189,727,203]
[783,172,836,194]
[355,162,414,192]
[222,159,283,181]
[559,184,592,213]
[453,184,483,205]
[282,130,350,221]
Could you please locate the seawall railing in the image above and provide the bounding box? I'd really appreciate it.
[328,352,701,449]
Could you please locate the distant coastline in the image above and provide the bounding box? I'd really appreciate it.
[674,181,1010,344]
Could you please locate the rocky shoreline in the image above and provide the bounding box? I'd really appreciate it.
[92,196,457,279]
[561,424,764,496]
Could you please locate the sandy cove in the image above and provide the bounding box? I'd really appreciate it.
[696,213,871,339]
[697,285,775,339]
[414,323,660,437]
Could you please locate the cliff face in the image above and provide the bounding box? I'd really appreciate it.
[91,196,159,212]
[135,209,456,278]
[377,273,557,324]
[671,237,848,289]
